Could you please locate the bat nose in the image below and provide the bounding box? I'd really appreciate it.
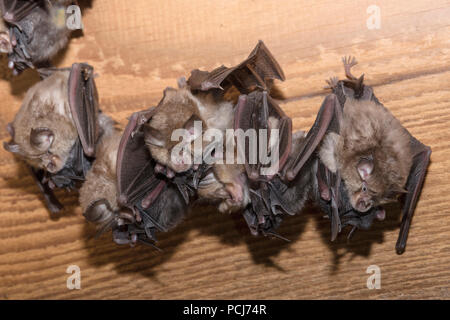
[357,198,373,212]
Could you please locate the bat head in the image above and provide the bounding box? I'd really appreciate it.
[3,70,78,173]
[144,87,204,173]
[337,98,413,213]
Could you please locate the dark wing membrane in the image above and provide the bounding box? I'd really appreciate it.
[1,0,43,24]
[396,135,431,254]
[28,166,63,214]
[234,91,291,181]
[116,108,166,209]
[283,94,341,181]
[68,63,99,157]
[188,40,285,93]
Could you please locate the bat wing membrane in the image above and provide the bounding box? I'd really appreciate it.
[68,63,99,157]
[188,40,285,94]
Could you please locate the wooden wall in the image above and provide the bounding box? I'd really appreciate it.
[0,0,449,299]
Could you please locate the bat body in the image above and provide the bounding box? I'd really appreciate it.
[145,85,248,213]
[314,57,431,254]
[318,95,412,213]
[4,63,101,213]
[0,0,75,74]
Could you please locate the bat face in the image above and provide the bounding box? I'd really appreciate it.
[144,87,204,174]
[4,70,78,173]
[320,97,413,213]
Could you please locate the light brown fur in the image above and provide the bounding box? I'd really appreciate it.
[8,70,78,172]
[79,115,122,213]
[145,87,249,213]
[319,98,412,211]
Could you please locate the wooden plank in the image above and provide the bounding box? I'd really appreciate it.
[0,0,449,299]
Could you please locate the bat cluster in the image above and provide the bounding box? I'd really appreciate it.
[1,5,431,256]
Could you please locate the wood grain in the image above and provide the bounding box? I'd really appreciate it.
[0,0,449,299]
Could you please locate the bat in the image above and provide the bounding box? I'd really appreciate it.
[144,40,286,213]
[3,63,101,214]
[314,57,431,254]
[236,57,431,254]
[0,0,76,75]
[110,107,208,247]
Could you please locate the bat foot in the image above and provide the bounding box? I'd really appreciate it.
[324,76,339,91]
[342,56,358,80]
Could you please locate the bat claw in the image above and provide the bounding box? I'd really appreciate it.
[342,56,359,80]
[324,76,339,90]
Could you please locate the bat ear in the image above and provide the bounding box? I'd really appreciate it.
[30,128,54,152]
[183,114,203,142]
[357,158,373,180]
[6,123,14,138]
[177,77,187,89]
[0,32,12,54]
[144,125,166,147]
[162,87,177,100]
[3,141,21,154]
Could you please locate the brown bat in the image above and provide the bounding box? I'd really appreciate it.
[0,0,76,75]
[144,41,285,213]
[238,57,431,254]
[109,107,207,246]
[315,57,431,254]
[3,63,101,213]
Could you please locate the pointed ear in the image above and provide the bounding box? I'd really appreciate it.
[357,158,373,180]
[0,32,12,54]
[30,128,54,151]
[183,114,203,142]
[3,141,21,154]
[144,125,165,147]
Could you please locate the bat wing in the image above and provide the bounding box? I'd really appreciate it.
[396,136,431,254]
[316,161,343,241]
[68,63,100,157]
[234,91,292,181]
[0,0,43,24]
[116,108,166,210]
[116,108,193,245]
[283,93,342,182]
[188,40,285,94]
[28,166,63,214]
